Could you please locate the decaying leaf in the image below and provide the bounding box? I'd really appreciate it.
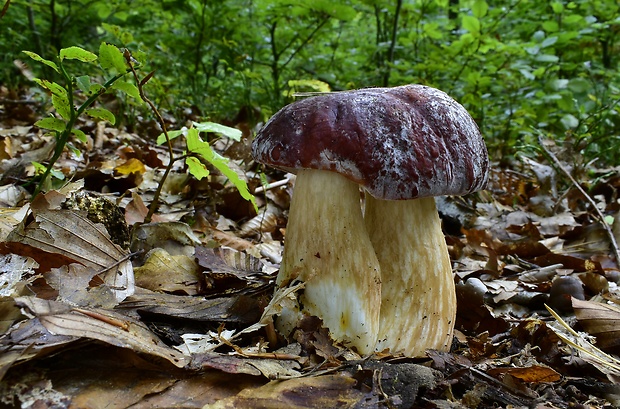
[196,246,272,297]
[572,297,620,352]
[46,263,117,308]
[203,374,369,409]
[118,287,261,324]
[487,365,561,383]
[0,253,38,297]
[14,296,187,368]
[546,303,620,382]
[130,221,200,260]
[189,351,302,380]
[6,209,134,302]
[208,227,259,255]
[134,248,203,295]
[238,203,282,237]
[0,317,79,376]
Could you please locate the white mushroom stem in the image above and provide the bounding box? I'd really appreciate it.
[276,169,381,355]
[364,195,455,357]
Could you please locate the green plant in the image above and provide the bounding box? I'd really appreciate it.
[23,42,257,219]
[23,43,138,196]
[157,122,257,213]
[124,49,257,222]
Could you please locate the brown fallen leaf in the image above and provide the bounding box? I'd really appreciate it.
[488,365,561,383]
[14,296,187,368]
[124,191,167,225]
[130,221,200,260]
[189,351,302,379]
[0,317,77,377]
[238,203,282,237]
[6,209,134,302]
[573,297,620,352]
[546,304,620,382]
[196,246,271,297]
[203,374,370,409]
[134,248,204,295]
[118,287,261,324]
[46,263,117,308]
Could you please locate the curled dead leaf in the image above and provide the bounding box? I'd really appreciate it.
[573,297,620,352]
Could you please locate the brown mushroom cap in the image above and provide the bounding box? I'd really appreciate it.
[252,84,489,200]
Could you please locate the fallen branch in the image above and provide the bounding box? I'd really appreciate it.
[537,134,620,265]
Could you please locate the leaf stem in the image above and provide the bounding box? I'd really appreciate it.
[125,51,174,224]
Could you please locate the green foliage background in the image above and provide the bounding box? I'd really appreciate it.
[2,0,619,164]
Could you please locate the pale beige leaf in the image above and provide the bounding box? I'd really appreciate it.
[238,204,282,237]
[546,304,620,381]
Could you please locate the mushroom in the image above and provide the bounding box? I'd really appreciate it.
[252,84,488,356]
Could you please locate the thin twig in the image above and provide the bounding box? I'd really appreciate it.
[125,50,176,224]
[537,134,620,265]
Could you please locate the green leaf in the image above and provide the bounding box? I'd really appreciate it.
[186,156,210,180]
[111,81,140,99]
[542,21,559,32]
[568,78,590,93]
[185,129,257,212]
[89,83,105,95]
[156,130,184,145]
[101,23,135,45]
[33,79,67,97]
[76,76,91,94]
[311,1,356,20]
[550,1,564,13]
[209,151,257,213]
[35,117,66,132]
[563,14,584,25]
[461,15,480,33]
[31,161,47,175]
[472,0,488,18]
[22,51,59,73]
[86,108,116,124]
[52,94,72,121]
[287,79,331,96]
[541,36,558,48]
[194,121,242,141]
[71,128,88,143]
[99,42,127,74]
[59,46,97,62]
[561,114,579,129]
[186,128,211,154]
[535,54,559,63]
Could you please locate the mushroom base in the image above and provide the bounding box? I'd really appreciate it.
[276,169,381,355]
[365,196,455,357]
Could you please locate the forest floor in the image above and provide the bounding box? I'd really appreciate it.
[0,89,619,408]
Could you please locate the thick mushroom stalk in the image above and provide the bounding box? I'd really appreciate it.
[364,196,455,356]
[252,84,489,357]
[276,169,381,354]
